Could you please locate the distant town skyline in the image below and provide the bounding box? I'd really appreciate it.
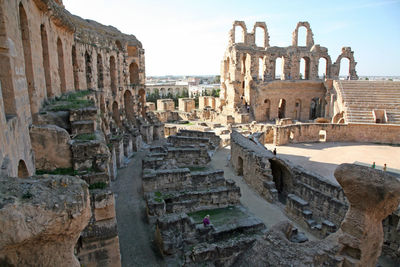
[65,0,400,76]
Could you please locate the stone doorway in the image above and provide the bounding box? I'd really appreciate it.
[278,99,286,119]
[269,159,292,204]
[237,156,244,175]
[18,160,29,178]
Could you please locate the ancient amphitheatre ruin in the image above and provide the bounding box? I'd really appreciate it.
[0,0,399,266]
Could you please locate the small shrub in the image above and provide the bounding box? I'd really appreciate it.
[154,191,162,197]
[74,133,96,141]
[36,168,78,176]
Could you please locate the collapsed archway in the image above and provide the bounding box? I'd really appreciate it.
[269,159,293,203]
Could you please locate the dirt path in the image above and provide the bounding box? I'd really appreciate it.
[111,152,165,267]
[210,146,317,241]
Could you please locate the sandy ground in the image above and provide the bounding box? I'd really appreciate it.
[266,142,400,185]
[210,146,317,241]
[111,152,165,267]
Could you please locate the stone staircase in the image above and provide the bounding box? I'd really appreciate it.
[334,80,400,124]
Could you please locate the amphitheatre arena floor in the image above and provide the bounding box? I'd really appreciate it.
[265,142,400,185]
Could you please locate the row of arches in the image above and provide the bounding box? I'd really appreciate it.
[263,97,324,121]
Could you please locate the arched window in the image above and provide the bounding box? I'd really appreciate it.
[97,54,104,89]
[275,57,283,80]
[339,58,350,79]
[57,38,66,93]
[41,24,52,97]
[298,26,307,46]
[110,56,117,94]
[115,40,123,50]
[318,58,328,79]
[19,3,35,115]
[258,57,263,80]
[235,25,244,43]
[72,46,79,90]
[255,27,265,47]
[300,57,310,80]
[85,51,92,89]
[129,62,139,85]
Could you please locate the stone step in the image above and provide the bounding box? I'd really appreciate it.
[71,120,96,135]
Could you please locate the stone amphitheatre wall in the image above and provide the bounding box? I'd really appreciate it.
[0,0,146,177]
[230,131,400,258]
[263,123,400,145]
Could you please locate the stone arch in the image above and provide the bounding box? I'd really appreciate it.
[278,98,286,119]
[40,24,52,97]
[84,51,92,89]
[129,62,139,85]
[0,2,17,115]
[57,38,66,93]
[97,53,104,89]
[17,160,29,178]
[334,47,358,80]
[115,40,123,51]
[264,99,271,121]
[160,88,165,96]
[332,112,344,124]
[274,56,284,80]
[19,3,35,116]
[300,56,311,80]
[124,90,134,121]
[258,56,264,80]
[295,99,301,120]
[252,22,269,48]
[309,97,321,120]
[318,57,328,79]
[110,56,117,94]
[292,22,314,47]
[112,101,120,126]
[72,45,79,90]
[231,21,247,44]
[139,89,146,117]
[269,159,293,203]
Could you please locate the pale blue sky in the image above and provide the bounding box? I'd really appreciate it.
[64,0,400,76]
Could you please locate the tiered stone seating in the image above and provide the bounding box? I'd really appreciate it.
[335,80,400,124]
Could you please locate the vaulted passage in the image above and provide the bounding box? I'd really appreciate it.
[57,38,66,93]
[40,24,52,97]
[269,159,293,203]
[19,3,35,116]
[129,62,139,85]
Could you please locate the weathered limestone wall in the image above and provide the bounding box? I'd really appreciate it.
[178,98,195,112]
[177,129,221,149]
[199,96,217,110]
[272,123,400,145]
[0,175,91,267]
[157,99,175,111]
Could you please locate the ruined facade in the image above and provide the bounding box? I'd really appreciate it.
[219,21,359,123]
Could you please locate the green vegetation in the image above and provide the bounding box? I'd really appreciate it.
[153,191,175,203]
[146,88,190,107]
[188,206,248,227]
[188,166,208,172]
[89,182,107,190]
[74,133,96,141]
[36,167,78,176]
[47,90,94,111]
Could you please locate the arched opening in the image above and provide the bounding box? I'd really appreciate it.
[57,38,66,93]
[115,40,123,51]
[300,57,310,80]
[258,57,263,80]
[160,88,165,96]
[234,25,244,43]
[275,57,283,80]
[339,57,350,79]
[110,56,117,94]
[318,57,328,79]
[298,26,307,46]
[255,27,265,47]
[72,46,79,90]
[112,101,120,126]
[237,156,243,175]
[19,3,35,116]
[129,62,139,85]
[332,112,344,124]
[269,159,293,204]
[85,51,92,89]
[264,99,270,121]
[124,90,134,121]
[295,99,301,120]
[139,89,146,117]
[100,95,106,114]
[97,54,104,89]
[40,24,52,97]
[278,98,286,119]
[18,160,29,178]
[309,97,321,120]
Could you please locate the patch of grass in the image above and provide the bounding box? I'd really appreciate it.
[36,168,78,176]
[188,206,247,227]
[188,166,208,172]
[47,90,94,111]
[154,197,163,203]
[88,182,107,190]
[74,133,96,141]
